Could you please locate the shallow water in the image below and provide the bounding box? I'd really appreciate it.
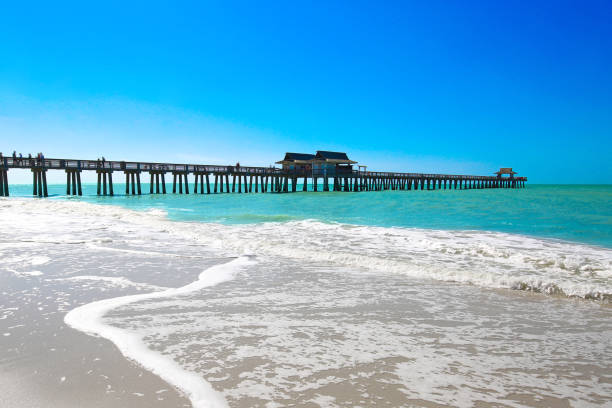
[1,185,611,407]
[7,183,612,247]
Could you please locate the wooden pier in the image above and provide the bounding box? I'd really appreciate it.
[0,156,527,198]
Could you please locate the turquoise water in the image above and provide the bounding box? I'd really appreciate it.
[5,183,612,248]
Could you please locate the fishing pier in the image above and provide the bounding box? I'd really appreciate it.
[0,151,526,197]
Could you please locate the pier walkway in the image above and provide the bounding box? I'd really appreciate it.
[0,157,527,197]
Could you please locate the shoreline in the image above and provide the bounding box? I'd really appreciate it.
[1,196,610,301]
[64,257,255,408]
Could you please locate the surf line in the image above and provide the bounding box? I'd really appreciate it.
[65,256,255,408]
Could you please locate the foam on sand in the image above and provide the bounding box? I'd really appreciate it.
[3,198,611,301]
[64,256,255,408]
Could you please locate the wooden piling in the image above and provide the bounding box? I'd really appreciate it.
[37,172,43,197]
[41,171,48,197]
[107,173,113,196]
[33,170,38,196]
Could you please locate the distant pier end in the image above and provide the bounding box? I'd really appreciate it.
[0,151,527,197]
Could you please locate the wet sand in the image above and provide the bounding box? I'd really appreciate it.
[0,263,194,408]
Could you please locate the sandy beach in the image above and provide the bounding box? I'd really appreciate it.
[1,197,611,407]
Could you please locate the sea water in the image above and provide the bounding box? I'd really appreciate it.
[1,184,611,407]
[7,183,612,247]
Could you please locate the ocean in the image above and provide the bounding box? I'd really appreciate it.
[1,184,611,407]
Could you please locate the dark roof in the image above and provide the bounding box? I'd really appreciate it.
[495,168,517,175]
[283,152,316,161]
[315,151,350,160]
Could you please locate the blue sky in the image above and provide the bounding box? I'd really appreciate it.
[1,0,611,183]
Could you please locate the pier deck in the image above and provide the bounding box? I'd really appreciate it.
[0,157,527,197]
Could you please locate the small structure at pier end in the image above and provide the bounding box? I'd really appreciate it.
[494,168,524,188]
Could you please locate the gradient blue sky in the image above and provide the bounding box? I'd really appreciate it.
[1,0,611,183]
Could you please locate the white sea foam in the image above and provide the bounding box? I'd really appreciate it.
[64,256,255,408]
[2,198,611,300]
[58,275,167,291]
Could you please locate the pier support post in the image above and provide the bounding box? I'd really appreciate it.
[32,170,39,196]
[324,177,329,191]
[184,173,189,194]
[77,172,82,195]
[33,170,38,196]
[42,170,48,197]
[0,170,4,196]
[173,173,177,193]
[0,169,7,196]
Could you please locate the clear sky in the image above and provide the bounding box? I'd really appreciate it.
[1,0,611,183]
